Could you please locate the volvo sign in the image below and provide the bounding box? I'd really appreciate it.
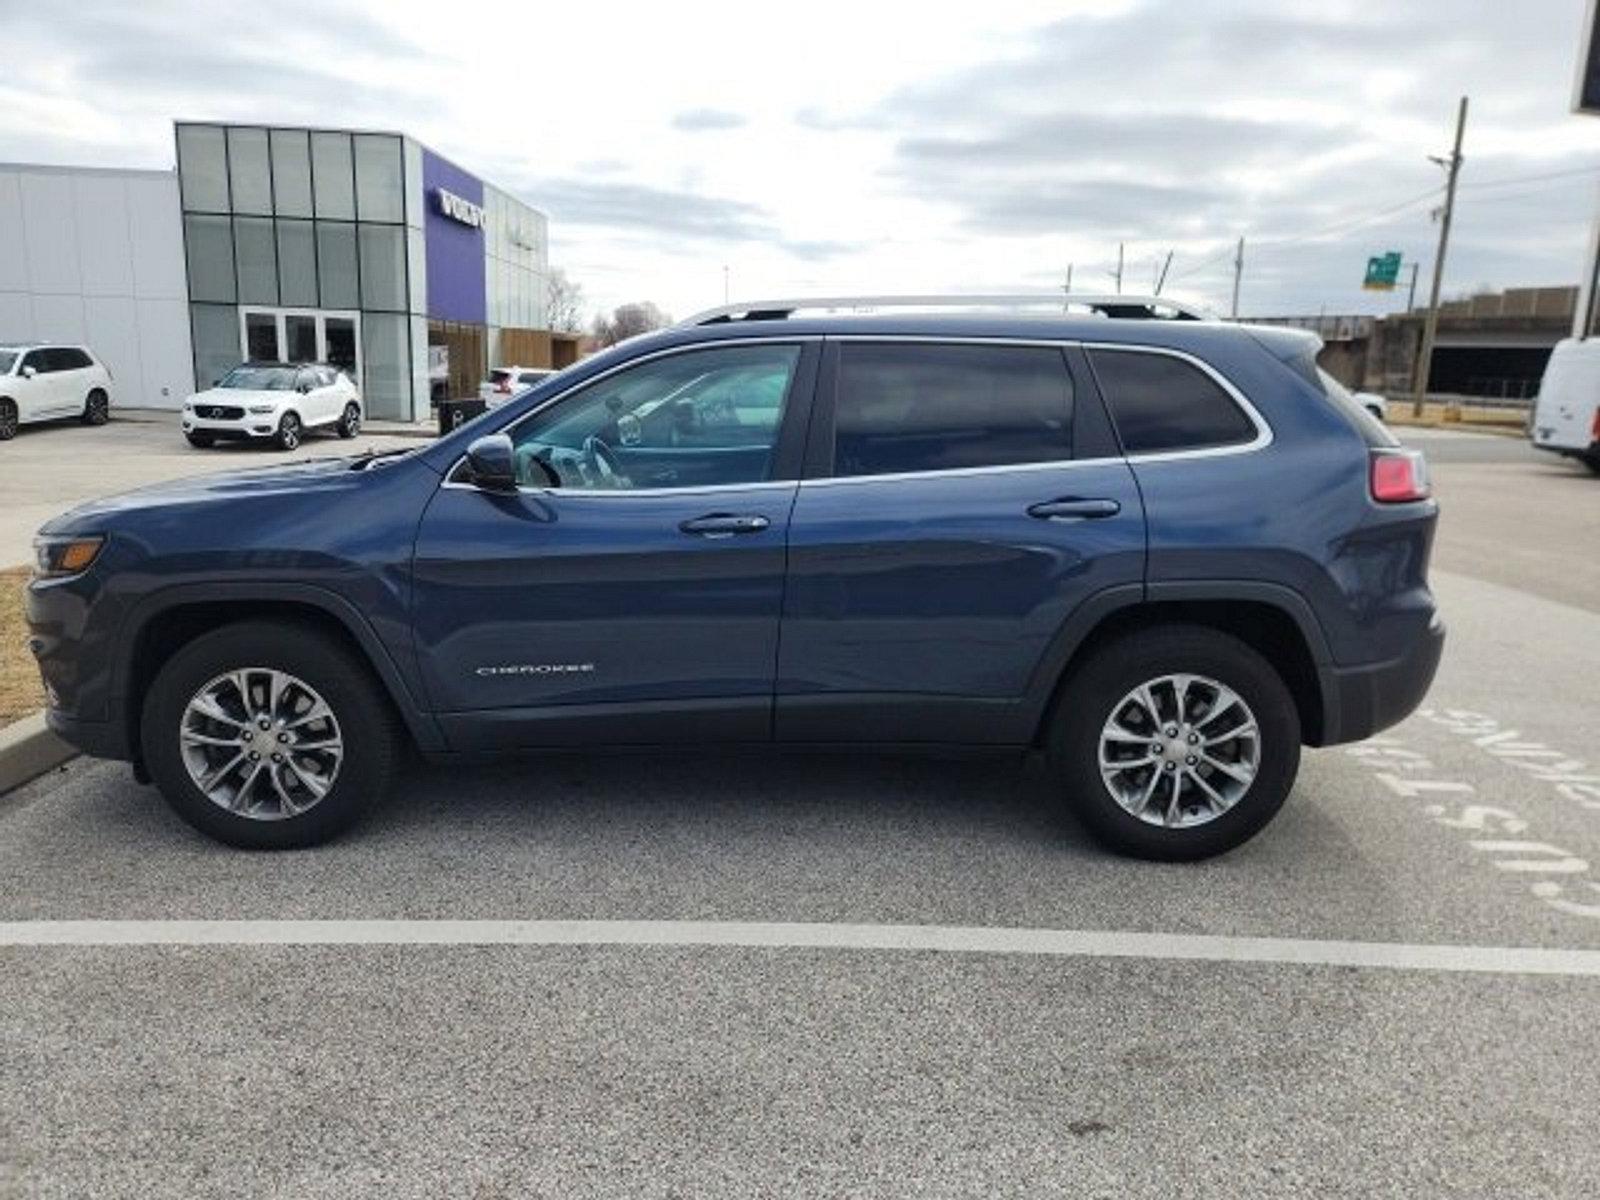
[436,187,486,229]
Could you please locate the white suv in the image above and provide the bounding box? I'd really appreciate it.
[0,343,113,440]
[182,363,362,451]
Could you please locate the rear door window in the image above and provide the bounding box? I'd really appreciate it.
[1088,348,1257,454]
[830,343,1074,477]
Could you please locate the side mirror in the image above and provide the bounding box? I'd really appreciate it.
[465,434,518,492]
[21,365,36,379]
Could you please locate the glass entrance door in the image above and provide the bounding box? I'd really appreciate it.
[238,308,362,382]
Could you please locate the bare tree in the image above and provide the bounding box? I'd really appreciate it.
[545,268,585,333]
[591,301,671,347]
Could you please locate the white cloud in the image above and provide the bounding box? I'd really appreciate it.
[0,0,1596,319]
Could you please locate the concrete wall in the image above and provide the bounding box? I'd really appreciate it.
[0,163,194,409]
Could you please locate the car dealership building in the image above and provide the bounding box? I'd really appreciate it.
[1,123,577,421]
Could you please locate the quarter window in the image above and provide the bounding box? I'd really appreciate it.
[509,345,801,491]
[831,343,1074,477]
[1088,349,1257,454]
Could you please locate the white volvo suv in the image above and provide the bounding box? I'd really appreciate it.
[182,363,362,450]
[0,343,113,440]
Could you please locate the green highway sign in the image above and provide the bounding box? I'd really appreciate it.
[1363,251,1403,290]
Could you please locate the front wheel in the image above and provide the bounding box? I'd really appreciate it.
[139,621,401,848]
[336,402,361,439]
[1048,625,1301,861]
[185,432,215,448]
[1583,453,1600,477]
[275,411,302,451]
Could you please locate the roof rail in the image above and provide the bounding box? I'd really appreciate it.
[677,293,1212,327]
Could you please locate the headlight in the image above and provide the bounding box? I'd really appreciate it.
[33,535,106,580]
[247,404,275,415]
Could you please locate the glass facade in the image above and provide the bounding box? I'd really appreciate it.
[177,123,415,418]
[176,122,555,420]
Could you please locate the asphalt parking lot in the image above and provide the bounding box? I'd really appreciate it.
[3,425,1599,1196]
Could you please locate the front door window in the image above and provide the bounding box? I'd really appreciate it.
[508,344,801,491]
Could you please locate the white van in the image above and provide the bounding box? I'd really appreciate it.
[1532,338,1600,475]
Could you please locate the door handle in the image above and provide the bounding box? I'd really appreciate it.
[678,513,771,537]
[1026,497,1122,521]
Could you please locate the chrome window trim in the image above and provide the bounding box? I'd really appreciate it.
[440,475,798,498]
[442,335,818,498]
[799,456,1121,489]
[1080,341,1274,463]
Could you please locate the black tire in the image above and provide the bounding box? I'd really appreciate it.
[1047,625,1301,861]
[81,388,109,426]
[185,432,215,448]
[275,411,302,451]
[1584,453,1600,477]
[336,402,361,439]
[0,398,16,441]
[139,621,401,849]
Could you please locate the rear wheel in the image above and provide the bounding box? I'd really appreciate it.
[140,621,400,849]
[0,398,16,440]
[185,432,215,448]
[275,411,302,451]
[1048,625,1301,860]
[81,388,109,425]
[336,402,361,439]
[1584,453,1600,477]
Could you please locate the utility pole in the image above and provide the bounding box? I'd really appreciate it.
[722,265,729,305]
[1061,264,1073,310]
[1155,250,1174,296]
[1113,243,1124,294]
[1412,95,1468,418]
[1406,261,1420,311]
[1230,236,1245,319]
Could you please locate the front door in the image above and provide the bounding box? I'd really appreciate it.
[238,308,361,381]
[777,339,1147,744]
[411,339,819,751]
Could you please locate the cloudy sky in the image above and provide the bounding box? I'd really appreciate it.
[2,0,1597,322]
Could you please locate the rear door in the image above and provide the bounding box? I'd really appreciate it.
[777,338,1146,744]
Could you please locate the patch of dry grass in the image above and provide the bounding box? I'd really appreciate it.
[1,568,46,727]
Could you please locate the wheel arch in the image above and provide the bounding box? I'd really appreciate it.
[116,584,445,769]
[1027,582,1336,748]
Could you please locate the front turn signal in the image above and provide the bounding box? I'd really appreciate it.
[33,535,106,580]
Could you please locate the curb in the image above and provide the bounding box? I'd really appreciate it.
[0,712,76,795]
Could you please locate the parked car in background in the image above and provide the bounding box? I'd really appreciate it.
[1531,338,1600,475]
[182,363,361,451]
[0,343,113,440]
[480,365,557,408]
[1353,390,1388,421]
[28,294,1442,860]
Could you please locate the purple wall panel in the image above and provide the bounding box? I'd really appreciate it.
[423,150,486,324]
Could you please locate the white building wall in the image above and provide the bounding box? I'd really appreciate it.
[481,182,550,362]
[0,163,194,409]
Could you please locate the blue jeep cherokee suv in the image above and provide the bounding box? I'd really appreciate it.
[26,296,1443,859]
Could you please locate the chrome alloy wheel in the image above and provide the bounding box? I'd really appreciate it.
[1097,673,1261,829]
[178,668,344,819]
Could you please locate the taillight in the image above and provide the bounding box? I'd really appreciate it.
[1370,448,1431,503]
[1591,407,1600,441]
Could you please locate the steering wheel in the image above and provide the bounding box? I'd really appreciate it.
[582,434,625,487]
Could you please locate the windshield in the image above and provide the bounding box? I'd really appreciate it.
[0,350,16,374]
[218,365,297,391]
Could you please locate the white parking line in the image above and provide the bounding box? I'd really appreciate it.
[2,919,1598,976]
